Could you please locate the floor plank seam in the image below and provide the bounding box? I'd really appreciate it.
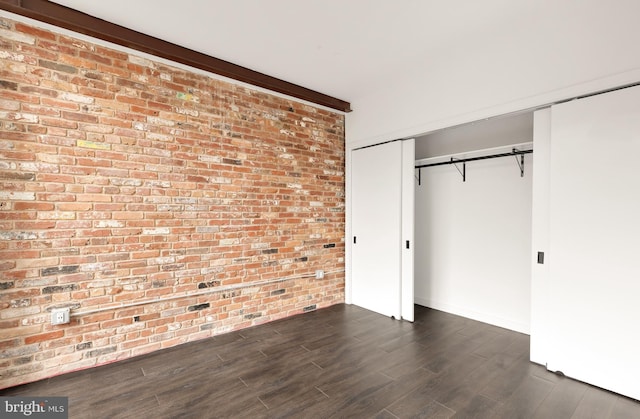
[257,396,269,409]
[315,386,330,399]
[378,371,395,381]
[382,408,400,418]
[435,400,456,414]
[532,371,560,385]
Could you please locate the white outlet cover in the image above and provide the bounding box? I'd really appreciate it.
[51,308,70,325]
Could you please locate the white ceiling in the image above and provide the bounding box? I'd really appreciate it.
[50,0,547,106]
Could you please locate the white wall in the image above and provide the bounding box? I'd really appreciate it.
[345,1,640,148]
[415,146,532,333]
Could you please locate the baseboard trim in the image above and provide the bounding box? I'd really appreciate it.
[415,297,530,335]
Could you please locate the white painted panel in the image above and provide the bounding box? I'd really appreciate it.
[530,108,551,365]
[352,142,402,318]
[415,148,532,333]
[547,85,640,401]
[415,112,533,160]
[401,139,415,322]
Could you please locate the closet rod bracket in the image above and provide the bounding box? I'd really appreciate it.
[513,148,525,177]
[451,158,466,182]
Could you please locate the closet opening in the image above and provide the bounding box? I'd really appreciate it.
[413,111,534,334]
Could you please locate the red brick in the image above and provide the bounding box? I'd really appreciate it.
[82,313,114,324]
[37,40,75,56]
[57,54,97,70]
[25,330,64,344]
[78,87,114,100]
[0,91,40,104]
[20,86,58,98]
[101,318,132,329]
[120,338,149,350]
[13,202,55,211]
[61,111,98,123]
[40,97,80,110]
[78,50,112,65]
[97,64,129,78]
[15,23,57,41]
[115,95,146,107]
[56,203,92,211]
[94,46,128,61]
[40,117,77,129]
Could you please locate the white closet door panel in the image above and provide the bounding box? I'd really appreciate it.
[547,84,640,400]
[352,141,402,318]
[401,139,415,322]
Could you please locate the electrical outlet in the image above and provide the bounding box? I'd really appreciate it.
[315,270,325,279]
[51,307,70,325]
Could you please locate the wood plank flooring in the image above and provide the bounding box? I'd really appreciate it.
[3,304,639,418]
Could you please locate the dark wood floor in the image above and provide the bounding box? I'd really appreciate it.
[3,304,639,418]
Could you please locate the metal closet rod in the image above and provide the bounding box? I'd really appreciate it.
[415,148,532,169]
[415,148,533,184]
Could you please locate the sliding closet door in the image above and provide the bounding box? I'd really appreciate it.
[401,139,415,322]
[351,140,414,320]
[546,85,640,400]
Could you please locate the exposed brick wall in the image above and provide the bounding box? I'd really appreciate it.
[0,17,345,389]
